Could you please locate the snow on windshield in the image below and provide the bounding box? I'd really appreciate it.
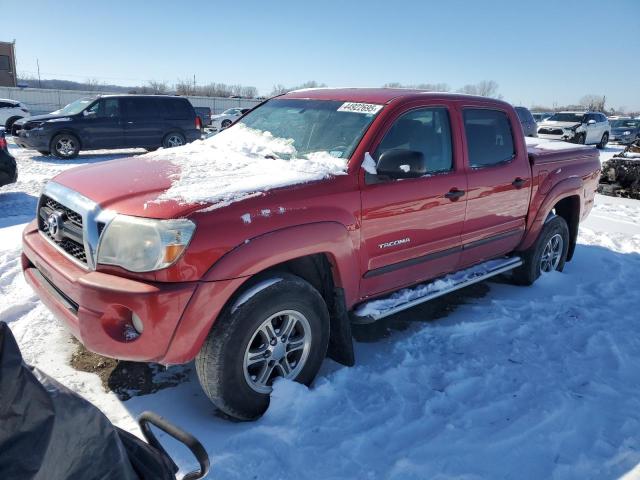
[146,124,348,209]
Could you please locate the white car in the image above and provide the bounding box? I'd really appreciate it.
[537,111,610,149]
[0,98,30,130]
[210,108,250,131]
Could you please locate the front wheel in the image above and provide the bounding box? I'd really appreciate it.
[512,215,569,286]
[51,133,80,159]
[196,273,330,420]
[597,132,609,149]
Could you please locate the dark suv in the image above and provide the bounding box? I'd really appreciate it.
[12,95,201,159]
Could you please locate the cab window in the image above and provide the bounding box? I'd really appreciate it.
[463,109,515,168]
[374,107,453,174]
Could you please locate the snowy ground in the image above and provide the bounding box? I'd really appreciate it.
[1,140,639,479]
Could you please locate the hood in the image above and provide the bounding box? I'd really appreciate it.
[50,124,349,220]
[538,120,582,129]
[51,155,199,219]
[16,113,74,124]
[611,127,635,134]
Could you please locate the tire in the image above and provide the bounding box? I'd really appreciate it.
[162,132,185,148]
[5,116,22,130]
[512,215,569,286]
[575,132,586,145]
[196,273,330,420]
[597,132,609,150]
[37,150,50,156]
[221,119,232,129]
[51,133,80,159]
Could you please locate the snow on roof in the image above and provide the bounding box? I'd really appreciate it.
[525,137,593,151]
[146,124,348,209]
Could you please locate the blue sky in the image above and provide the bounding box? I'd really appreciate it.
[4,0,640,110]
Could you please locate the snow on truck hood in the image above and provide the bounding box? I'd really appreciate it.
[52,124,348,217]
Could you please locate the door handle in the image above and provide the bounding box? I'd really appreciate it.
[444,188,465,200]
[127,121,134,124]
[512,177,527,189]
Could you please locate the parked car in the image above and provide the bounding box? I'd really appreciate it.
[12,95,201,159]
[514,106,537,137]
[0,98,30,130]
[532,112,553,123]
[608,118,640,145]
[0,127,17,187]
[193,106,212,127]
[210,108,251,130]
[537,111,610,148]
[22,89,600,421]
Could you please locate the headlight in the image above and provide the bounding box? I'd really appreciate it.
[623,131,631,136]
[97,215,196,272]
[26,121,45,131]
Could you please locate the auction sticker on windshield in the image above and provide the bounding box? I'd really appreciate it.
[337,102,383,114]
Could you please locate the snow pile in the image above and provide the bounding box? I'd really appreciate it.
[525,136,593,151]
[147,124,348,209]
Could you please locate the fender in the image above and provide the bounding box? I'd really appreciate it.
[203,221,361,307]
[518,176,582,252]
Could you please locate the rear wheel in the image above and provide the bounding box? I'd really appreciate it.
[51,133,80,159]
[597,132,609,149]
[4,116,22,130]
[512,215,569,286]
[196,273,330,420]
[221,119,232,129]
[162,132,185,148]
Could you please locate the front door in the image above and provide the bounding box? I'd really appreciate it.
[82,98,123,149]
[359,105,468,298]
[458,106,532,268]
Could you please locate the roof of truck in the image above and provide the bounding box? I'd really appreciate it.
[282,87,507,105]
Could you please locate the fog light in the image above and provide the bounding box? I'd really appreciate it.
[131,312,144,334]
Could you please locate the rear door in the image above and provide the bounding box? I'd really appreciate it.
[458,105,532,268]
[359,104,468,297]
[81,98,124,149]
[122,97,165,147]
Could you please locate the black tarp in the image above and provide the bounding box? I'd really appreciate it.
[0,322,178,480]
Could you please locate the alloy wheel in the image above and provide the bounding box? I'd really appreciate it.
[55,137,76,157]
[540,233,564,273]
[243,310,312,394]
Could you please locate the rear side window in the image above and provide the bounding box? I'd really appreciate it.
[374,107,453,174]
[463,109,515,168]
[0,101,14,109]
[515,107,534,123]
[161,99,193,119]
[122,97,161,118]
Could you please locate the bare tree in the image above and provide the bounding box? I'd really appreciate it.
[269,81,327,97]
[579,94,606,111]
[458,80,502,99]
[383,82,450,91]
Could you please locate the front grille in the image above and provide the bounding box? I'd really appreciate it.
[538,128,564,135]
[38,195,88,265]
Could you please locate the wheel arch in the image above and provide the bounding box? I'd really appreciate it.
[50,129,83,150]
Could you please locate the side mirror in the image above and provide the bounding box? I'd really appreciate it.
[587,119,596,125]
[83,110,96,118]
[376,149,426,179]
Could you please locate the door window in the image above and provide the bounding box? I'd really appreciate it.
[87,99,120,118]
[463,109,515,168]
[374,107,453,174]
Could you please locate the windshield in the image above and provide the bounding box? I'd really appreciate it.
[547,112,584,123]
[52,98,95,115]
[238,99,381,159]
[611,119,638,129]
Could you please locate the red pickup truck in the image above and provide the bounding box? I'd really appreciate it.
[22,89,600,420]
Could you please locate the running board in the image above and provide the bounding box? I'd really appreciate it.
[352,257,523,324]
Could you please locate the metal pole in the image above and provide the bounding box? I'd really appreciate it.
[37,58,42,88]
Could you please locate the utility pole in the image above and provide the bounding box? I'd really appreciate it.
[36,58,42,88]
[193,74,196,95]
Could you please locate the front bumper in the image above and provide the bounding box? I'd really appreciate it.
[13,129,50,150]
[609,134,634,144]
[22,221,246,364]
